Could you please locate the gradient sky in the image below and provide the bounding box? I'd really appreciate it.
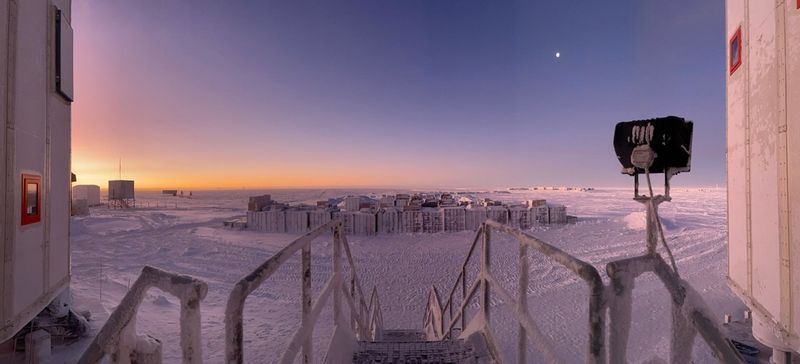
[72,0,726,189]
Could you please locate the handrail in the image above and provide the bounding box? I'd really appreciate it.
[426,220,605,363]
[224,219,382,364]
[78,266,208,364]
[423,287,444,339]
[424,219,745,364]
[439,225,483,332]
[605,254,744,363]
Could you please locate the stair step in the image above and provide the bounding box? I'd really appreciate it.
[353,330,493,364]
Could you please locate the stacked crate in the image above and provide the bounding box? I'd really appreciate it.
[378,208,401,234]
[246,211,261,231]
[400,210,422,233]
[486,206,508,225]
[353,212,376,235]
[336,211,377,235]
[285,210,309,233]
[548,204,568,224]
[508,206,532,229]
[443,207,466,232]
[465,207,488,231]
[422,208,444,233]
[308,209,332,229]
[534,205,550,224]
[264,210,286,233]
[527,199,546,209]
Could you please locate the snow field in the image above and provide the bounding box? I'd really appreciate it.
[64,188,739,363]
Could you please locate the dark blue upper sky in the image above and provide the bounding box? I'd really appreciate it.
[73,0,725,188]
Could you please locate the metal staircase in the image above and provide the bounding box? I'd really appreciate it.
[77,218,746,364]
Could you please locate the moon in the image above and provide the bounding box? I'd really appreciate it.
[555,52,561,58]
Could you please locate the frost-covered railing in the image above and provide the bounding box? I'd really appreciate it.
[423,219,745,364]
[78,266,208,364]
[424,220,605,363]
[605,254,743,363]
[224,219,383,364]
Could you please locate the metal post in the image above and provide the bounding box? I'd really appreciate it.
[333,223,342,325]
[461,268,466,331]
[350,275,356,334]
[301,244,312,364]
[645,199,658,255]
[518,243,529,364]
[481,225,491,324]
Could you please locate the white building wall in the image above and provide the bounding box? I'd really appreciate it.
[726,0,800,352]
[1,0,72,342]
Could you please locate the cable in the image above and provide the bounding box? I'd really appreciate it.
[645,168,680,276]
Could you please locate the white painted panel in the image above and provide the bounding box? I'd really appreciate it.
[747,0,780,320]
[783,0,800,337]
[12,0,48,316]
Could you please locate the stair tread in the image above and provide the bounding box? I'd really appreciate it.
[353,334,489,364]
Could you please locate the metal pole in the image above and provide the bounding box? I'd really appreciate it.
[333,223,342,325]
[518,243,528,364]
[645,199,658,255]
[461,268,466,331]
[301,244,312,364]
[481,225,491,324]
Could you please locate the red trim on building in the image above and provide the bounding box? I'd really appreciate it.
[729,27,742,76]
[21,174,42,225]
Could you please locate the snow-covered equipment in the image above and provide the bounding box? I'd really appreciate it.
[726,0,800,359]
[0,1,74,343]
[614,117,693,267]
[613,116,693,198]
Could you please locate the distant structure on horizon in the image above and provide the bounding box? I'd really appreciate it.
[245,193,570,235]
[108,180,135,208]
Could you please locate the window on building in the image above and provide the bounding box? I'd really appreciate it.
[55,7,73,102]
[21,174,41,225]
[729,27,742,75]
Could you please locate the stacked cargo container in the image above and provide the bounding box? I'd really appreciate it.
[421,208,444,233]
[443,207,466,232]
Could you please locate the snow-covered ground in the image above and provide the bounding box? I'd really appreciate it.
[58,187,741,363]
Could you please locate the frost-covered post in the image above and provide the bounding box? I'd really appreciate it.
[518,242,529,364]
[481,224,491,325]
[645,199,659,254]
[301,243,312,364]
[332,222,343,325]
[461,268,466,331]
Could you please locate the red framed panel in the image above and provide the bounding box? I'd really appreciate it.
[21,174,42,225]
[729,27,742,76]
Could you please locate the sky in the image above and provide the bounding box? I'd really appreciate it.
[71,0,726,189]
